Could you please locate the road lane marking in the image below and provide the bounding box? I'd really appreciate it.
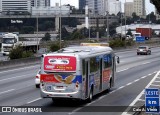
[0,73,33,82]
[27,98,42,104]
[121,71,160,115]
[150,84,160,87]
[142,62,150,65]
[0,65,40,74]
[117,68,129,73]
[69,73,156,115]
[0,89,15,95]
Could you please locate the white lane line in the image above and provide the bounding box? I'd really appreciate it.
[142,62,150,65]
[121,71,160,115]
[138,99,145,101]
[0,73,33,82]
[69,72,155,115]
[0,65,39,74]
[150,84,160,87]
[117,68,129,73]
[154,81,160,83]
[0,89,15,95]
[27,98,42,104]
[141,76,147,79]
[126,82,133,86]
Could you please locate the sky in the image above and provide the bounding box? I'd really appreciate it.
[51,0,155,14]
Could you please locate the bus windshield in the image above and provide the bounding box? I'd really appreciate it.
[2,38,15,44]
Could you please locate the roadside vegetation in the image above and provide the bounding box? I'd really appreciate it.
[9,45,34,60]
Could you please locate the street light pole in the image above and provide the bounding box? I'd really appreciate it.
[59,0,62,49]
[106,0,109,42]
[36,16,38,54]
[124,0,127,48]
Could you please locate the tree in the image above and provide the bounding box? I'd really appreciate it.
[126,29,132,36]
[41,33,51,41]
[132,12,140,21]
[146,12,156,23]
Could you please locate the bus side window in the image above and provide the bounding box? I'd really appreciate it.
[104,54,112,68]
[82,59,86,76]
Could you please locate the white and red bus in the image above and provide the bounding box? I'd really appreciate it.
[40,45,119,102]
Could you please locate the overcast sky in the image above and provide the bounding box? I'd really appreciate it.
[51,0,155,14]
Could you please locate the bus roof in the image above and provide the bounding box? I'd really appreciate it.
[45,46,113,58]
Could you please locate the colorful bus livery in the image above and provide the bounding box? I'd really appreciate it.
[40,45,119,102]
[44,56,76,71]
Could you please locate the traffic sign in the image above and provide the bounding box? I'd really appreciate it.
[145,88,159,113]
[136,36,145,42]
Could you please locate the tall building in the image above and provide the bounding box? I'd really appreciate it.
[79,0,86,10]
[133,0,145,17]
[87,0,113,15]
[125,2,134,17]
[1,0,32,13]
[0,0,50,14]
[109,1,121,15]
[34,0,50,7]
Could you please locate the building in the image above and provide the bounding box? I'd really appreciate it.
[32,5,70,16]
[0,0,50,14]
[125,2,134,17]
[34,0,50,7]
[133,0,145,17]
[1,0,32,14]
[109,1,121,15]
[79,0,86,10]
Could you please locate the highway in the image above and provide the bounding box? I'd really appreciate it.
[0,47,160,115]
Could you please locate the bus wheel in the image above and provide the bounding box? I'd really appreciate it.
[107,79,112,92]
[87,87,93,103]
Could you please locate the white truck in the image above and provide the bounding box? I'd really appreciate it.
[1,33,38,55]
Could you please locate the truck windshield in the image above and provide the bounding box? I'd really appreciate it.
[134,33,141,36]
[2,38,15,44]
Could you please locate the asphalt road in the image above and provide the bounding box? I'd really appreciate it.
[0,47,160,115]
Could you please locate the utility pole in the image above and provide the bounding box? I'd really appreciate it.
[36,16,38,54]
[59,0,62,49]
[124,0,127,48]
[106,0,109,42]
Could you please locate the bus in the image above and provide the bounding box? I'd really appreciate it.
[40,45,120,102]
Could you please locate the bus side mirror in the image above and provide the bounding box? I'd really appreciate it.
[117,56,120,64]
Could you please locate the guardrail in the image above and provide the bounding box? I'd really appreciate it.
[0,57,41,70]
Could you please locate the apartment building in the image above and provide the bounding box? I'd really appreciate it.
[125,2,134,17]
[133,0,145,17]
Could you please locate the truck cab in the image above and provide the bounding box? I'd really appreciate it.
[1,33,19,55]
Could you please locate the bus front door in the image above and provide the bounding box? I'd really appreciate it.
[85,61,89,98]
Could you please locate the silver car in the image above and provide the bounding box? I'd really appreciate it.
[137,46,151,55]
[35,69,41,88]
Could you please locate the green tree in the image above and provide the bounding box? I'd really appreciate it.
[146,12,156,23]
[126,29,132,36]
[41,33,51,41]
[21,26,34,34]
[132,12,140,21]
[9,45,23,59]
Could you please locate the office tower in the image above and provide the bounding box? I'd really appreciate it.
[125,2,134,17]
[79,0,86,10]
[133,0,145,17]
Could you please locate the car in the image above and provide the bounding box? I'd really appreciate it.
[137,46,151,55]
[35,69,41,88]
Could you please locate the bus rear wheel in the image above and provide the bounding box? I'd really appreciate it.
[87,87,93,103]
